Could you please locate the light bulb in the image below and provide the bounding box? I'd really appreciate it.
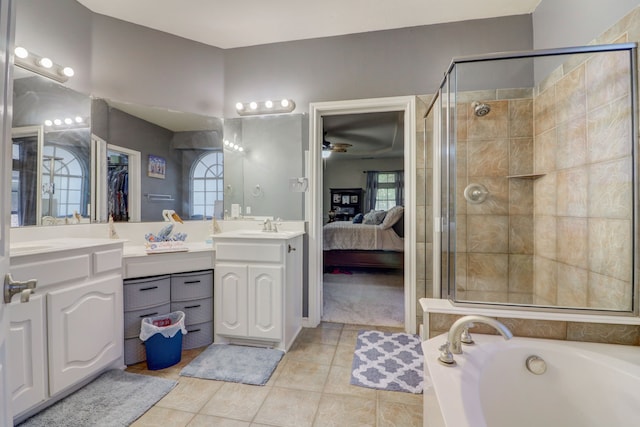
[75,116,83,123]
[224,140,230,146]
[62,66,74,77]
[280,99,290,108]
[38,57,53,68]
[265,100,273,108]
[53,119,62,125]
[235,102,244,111]
[238,147,244,152]
[322,150,332,159]
[64,118,73,125]
[233,144,239,150]
[249,101,258,110]
[44,119,53,126]
[14,47,28,59]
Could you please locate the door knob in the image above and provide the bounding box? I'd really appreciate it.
[4,273,37,303]
[288,244,296,253]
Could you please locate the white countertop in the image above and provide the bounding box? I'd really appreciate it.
[211,230,305,240]
[10,238,123,258]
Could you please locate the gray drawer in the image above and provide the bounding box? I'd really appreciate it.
[124,337,146,366]
[171,297,212,326]
[124,303,171,339]
[124,275,171,310]
[171,270,213,301]
[183,321,213,350]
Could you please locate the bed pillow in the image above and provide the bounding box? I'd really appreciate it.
[363,209,387,225]
[352,213,364,223]
[381,205,404,230]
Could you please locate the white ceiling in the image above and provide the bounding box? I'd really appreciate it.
[76,0,541,49]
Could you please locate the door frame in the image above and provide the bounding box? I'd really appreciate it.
[1,0,16,424]
[306,96,417,333]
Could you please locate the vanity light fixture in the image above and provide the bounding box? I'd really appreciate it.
[235,98,296,116]
[13,46,75,83]
[44,115,88,129]
[223,139,246,153]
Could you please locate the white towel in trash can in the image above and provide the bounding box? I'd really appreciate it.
[139,311,187,341]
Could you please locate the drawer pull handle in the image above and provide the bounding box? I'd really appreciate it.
[139,286,158,291]
[184,280,201,284]
[139,312,158,318]
[188,328,201,333]
[288,244,296,253]
[184,305,201,309]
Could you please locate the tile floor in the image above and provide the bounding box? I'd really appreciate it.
[127,322,424,426]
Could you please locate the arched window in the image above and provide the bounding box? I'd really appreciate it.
[191,151,224,218]
[41,145,84,218]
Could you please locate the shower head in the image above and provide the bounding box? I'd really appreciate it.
[472,101,491,117]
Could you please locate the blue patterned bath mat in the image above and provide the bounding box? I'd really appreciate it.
[350,330,424,393]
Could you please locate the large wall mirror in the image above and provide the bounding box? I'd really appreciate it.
[12,70,91,227]
[223,114,307,221]
[91,98,224,223]
[431,43,637,313]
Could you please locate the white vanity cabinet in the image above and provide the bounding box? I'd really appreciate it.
[8,240,123,422]
[214,233,303,351]
[8,295,46,416]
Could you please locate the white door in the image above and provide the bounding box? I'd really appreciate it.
[0,1,15,425]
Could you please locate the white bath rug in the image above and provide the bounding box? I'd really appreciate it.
[351,330,424,394]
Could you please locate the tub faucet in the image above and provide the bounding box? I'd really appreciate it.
[438,315,513,366]
[448,315,512,354]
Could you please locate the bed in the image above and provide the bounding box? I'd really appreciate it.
[323,206,405,270]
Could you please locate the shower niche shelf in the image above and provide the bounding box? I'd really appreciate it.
[506,173,546,180]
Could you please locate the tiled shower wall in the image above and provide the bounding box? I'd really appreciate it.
[416,94,434,329]
[532,41,633,310]
[424,6,640,345]
[455,90,535,305]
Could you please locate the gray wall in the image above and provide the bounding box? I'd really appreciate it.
[532,0,640,49]
[15,0,92,94]
[16,0,226,118]
[223,15,534,117]
[91,14,225,118]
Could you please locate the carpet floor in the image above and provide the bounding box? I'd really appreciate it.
[17,369,176,427]
[180,343,284,385]
[322,270,404,326]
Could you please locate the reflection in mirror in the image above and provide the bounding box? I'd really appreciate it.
[223,114,307,220]
[434,44,637,313]
[12,71,91,227]
[91,98,224,222]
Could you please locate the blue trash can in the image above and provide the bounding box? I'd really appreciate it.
[139,311,187,370]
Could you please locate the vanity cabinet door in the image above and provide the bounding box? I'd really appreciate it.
[47,275,123,395]
[8,295,46,417]
[247,265,283,340]
[214,264,248,337]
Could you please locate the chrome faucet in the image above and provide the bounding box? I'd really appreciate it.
[438,315,513,366]
[262,218,278,232]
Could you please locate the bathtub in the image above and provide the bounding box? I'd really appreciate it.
[421,333,640,427]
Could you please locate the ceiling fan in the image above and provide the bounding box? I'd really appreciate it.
[323,131,352,153]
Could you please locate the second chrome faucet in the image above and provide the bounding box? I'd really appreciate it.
[438,315,513,366]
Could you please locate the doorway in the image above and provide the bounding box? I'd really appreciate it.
[307,96,417,333]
